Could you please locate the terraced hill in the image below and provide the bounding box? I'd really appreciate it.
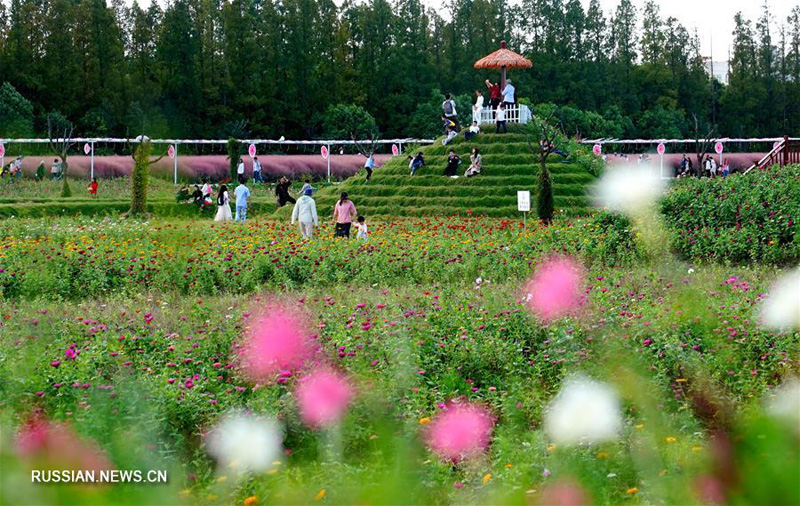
[305,130,598,218]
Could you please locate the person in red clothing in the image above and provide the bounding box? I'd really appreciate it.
[88,178,98,198]
[485,79,501,109]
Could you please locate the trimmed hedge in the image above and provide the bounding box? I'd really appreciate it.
[660,165,800,264]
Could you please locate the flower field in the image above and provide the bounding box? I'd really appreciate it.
[0,211,798,506]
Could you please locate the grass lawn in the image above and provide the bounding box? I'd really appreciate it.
[0,215,798,505]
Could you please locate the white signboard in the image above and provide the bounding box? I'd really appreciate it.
[517,191,530,212]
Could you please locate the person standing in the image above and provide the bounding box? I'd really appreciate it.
[252,157,263,183]
[201,178,213,201]
[87,178,98,198]
[485,79,501,109]
[51,159,61,180]
[274,176,296,207]
[214,184,233,222]
[236,157,245,179]
[291,187,319,239]
[495,103,508,133]
[472,89,484,124]
[12,156,23,180]
[364,154,375,182]
[442,93,459,131]
[356,216,368,240]
[234,177,251,222]
[502,79,516,108]
[333,192,357,238]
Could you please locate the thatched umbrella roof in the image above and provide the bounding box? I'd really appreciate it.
[474,41,532,70]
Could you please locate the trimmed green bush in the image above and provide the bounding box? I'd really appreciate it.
[129,141,151,216]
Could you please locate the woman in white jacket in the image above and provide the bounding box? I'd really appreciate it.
[291,187,319,239]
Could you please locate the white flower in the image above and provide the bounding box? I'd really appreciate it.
[759,268,800,330]
[544,375,622,445]
[206,412,283,474]
[767,379,800,431]
[688,268,695,274]
[592,165,667,214]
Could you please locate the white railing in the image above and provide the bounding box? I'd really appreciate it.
[475,104,532,125]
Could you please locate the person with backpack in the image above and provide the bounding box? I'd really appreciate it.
[442,93,459,131]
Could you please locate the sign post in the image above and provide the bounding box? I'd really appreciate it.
[322,144,330,183]
[84,142,94,180]
[517,190,531,233]
[715,141,724,167]
[248,143,256,158]
[592,144,602,156]
[1,142,6,174]
[657,142,666,179]
[168,144,177,184]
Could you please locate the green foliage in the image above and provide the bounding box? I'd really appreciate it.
[129,141,151,216]
[0,82,33,137]
[227,137,240,182]
[536,161,554,224]
[660,165,800,264]
[60,162,72,197]
[322,104,378,139]
[35,162,46,181]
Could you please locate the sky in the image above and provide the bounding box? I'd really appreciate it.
[120,0,795,62]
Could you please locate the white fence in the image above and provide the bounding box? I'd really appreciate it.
[475,104,532,125]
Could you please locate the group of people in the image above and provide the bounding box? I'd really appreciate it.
[210,177,252,222]
[289,188,367,241]
[440,79,517,147]
[677,154,731,178]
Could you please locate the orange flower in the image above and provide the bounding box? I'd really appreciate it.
[244,497,258,506]
[626,487,639,494]
[315,489,326,501]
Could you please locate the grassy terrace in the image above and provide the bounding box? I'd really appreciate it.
[304,131,598,218]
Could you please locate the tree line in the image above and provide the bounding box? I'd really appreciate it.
[0,0,798,142]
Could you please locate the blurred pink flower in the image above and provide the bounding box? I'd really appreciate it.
[295,368,354,429]
[540,479,589,506]
[15,418,113,472]
[241,306,314,381]
[525,257,585,323]
[426,403,494,461]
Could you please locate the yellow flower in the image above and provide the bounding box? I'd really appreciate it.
[666,437,677,442]
[626,487,639,494]
[691,446,703,452]
[179,489,191,497]
[243,496,258,506]
[315,489,326,501]
[216,475,228,483]
[267,469,278,475]
[634,423,644,430]
[546,444,556,452]
[596,452,610,459]
[419,417,431,425]
[483,473,492,484]
[504,464,513,469]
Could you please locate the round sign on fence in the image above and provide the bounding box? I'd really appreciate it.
[657,142,665,155]
[0,143,4,158]
[168,145,175,159]
[714,141,724,154]
[392,144,399,156]
[84,143,91,155]
[592,144,602,156]
[321,146,329,159]
[248,143,257,157]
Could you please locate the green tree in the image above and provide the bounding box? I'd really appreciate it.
[0,82,34,137]
[322,104,378,140]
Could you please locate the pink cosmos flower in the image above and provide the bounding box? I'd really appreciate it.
[425,403,494,461]
[525,257,585,323]
[295,368,354,429]
[241,306,314,381]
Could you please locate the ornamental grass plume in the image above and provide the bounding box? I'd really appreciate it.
[544,375,622,445]
[525,257,585,323]
[294,368,354,429]
[758,268,800,331]
[425,403,494,461]
[206,412,282,474]
[240,305,314,381]
[15,417,113,472]
[592,164,667,214]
